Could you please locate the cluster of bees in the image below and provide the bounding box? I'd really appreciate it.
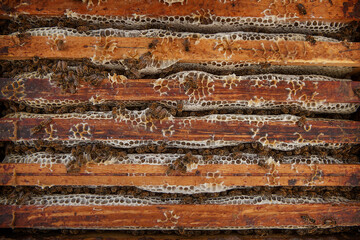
[167,151,199,174]
[4,138,359,175]
[1,185,358,205]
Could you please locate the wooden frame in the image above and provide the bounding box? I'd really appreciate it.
[0,163,359,187]
[1,36,359,67]
[0,203,359,229]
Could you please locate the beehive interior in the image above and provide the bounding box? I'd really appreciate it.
[0,0,359,238]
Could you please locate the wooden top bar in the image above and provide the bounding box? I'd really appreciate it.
[0,114,359,146]
[0,163,359,187]
[0,76,359,104]
[1,0,358,22]
[0,203,359,229]
[1,36,359,67]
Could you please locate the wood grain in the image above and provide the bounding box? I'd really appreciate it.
[0,115,358,145]
[0,0,357,22]
[1,232,358,240]
[1,36,359,67]
[0,77,359,104]
[0,163,359,187]
[0,203,359,229]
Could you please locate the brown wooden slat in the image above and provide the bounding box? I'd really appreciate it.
[0,115,358,145]
[1,36,359,67]
[0,203,359,229]
[0,163,359,187]
[0,233,358,240]
[0,0,357,22]
[0,77,359,104]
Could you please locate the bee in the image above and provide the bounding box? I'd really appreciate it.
[150,105,169,120]
[32,56,39,64]
[32,107,41,114]
[45,147,55,154]
[276,189,287,197]
[281,106,289,114]
[148,39,159,49]
[306,35,316,45]
[246,109,253,114]
[30,117,53,135]
[238,143,245,150]
[297,4,307,15]
[323,218,336,226]
[17,191,32,205]
[293,148,302,155]
[183,75,198,91]
[111,107,118,118]
[88,74,103,86]
[183,38,190,52]
[177,148,184,154]
[258,160,270,169]
[55,38,65,51]
[99,105,110,111]
[65,187,73,193]
[319,151,327,157]
[251,142,259,149]
[73,106,85,113]
[259,62,271,69]
[196,193,206,204]
[139,191,150,198]
[75,65,86,77]
[77,25,89,33]
[55,60,68,72]
[135,146,146,154]
[156,144,166,153]
[44,105,55,113]
[296,115,306,128]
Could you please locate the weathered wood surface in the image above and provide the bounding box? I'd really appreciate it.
[1,36,359,67]
[0,233,359,240]
[0,115,359,145]
[0,163,359,187]
[0,0,358,22]
[0,77,359,104]
[0,203,359,229]
[1,233,359,240]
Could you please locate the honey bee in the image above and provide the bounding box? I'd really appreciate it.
[183,39,190,52]
[259,62,271,69]
[77,25,89,33]
[17,192,32,205]
[251,142,259,149]
[74,106,86,113]
[183,75,198,91]
[55,60,68,72]
[157,144,166,153]
[306,35,316,45]
[30,117,53,135]
[88,74,103,86]
[55,38,65,51]
[293,148,302,155]
[281,106,289,114]
[135,147,146,154]
[150,105,169,120]
[99,105,109,111]
[301,215,316,224]
[32,56,39,64]
[148,39,159,49]
[258,160,270,169]
[297,4,307,15]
